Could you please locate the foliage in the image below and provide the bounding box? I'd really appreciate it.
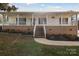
[0,3,17,12]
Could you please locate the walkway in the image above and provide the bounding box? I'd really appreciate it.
[34,38,79,46]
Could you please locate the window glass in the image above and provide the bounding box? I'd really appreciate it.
[62,18,68,24]
[59,17,61,24]
[33,18,35,25]
[19,18,26,25]
[16,18,26,25]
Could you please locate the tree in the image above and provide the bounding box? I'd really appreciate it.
[0,3,17,12]
[0,3,18,26]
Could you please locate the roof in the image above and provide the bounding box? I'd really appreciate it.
[0,10,78,15]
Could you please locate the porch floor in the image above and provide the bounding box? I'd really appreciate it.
[34,38,79,46]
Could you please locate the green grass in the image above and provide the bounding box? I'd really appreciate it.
[0,32,79,56]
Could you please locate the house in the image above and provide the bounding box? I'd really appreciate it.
[0,11,78,38]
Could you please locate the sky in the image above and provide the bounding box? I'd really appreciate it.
[11,3,79,12]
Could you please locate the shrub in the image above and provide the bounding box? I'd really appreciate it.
[9,29,16,33]
[63,34,76,41]
[4,29,9,32]
[27,31,33,35]
[47,34,77,41]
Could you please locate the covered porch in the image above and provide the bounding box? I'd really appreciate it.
[0,11,78,38]
[0,11,78,26]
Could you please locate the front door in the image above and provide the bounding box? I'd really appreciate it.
[38,17,47,25]
[33,17,47,25]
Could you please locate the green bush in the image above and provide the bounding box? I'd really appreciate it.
[46,34,77,41]
[5,29,9,32]
[9,29,16,33]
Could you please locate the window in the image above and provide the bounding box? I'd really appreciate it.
[16,18,26,25]
[19,18,26,25]
[59,17,61,24]
[16,18,18,24]
[38,18,41,24]
[62,18,68,24]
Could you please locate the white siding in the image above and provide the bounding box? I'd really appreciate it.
[26,18,32,25]
[47,16,73,26]
[8,17,16,25]
[3,14,77,26]
[47,18,59,26]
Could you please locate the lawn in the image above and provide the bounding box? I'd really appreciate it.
[0,32,79,56]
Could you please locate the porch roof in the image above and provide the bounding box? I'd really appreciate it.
[0,10,78,15]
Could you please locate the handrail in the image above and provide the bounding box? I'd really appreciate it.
[33,25,36,37]
[43,24,46,38]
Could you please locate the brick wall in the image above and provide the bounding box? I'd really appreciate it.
[2,26,77,36]
[2,26,34,32]
[46,26,77,36]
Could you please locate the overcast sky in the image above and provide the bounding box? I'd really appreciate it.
[12,3,79,11]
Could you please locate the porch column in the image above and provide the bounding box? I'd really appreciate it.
[2,14,7,25]
[71,15,73,25]
[60,16,62,26]
[32,14,33,26]
[76,13,78,32]
[76,14,78,26]
[36,17,38,25]
[2,14,4,26]
[6,15,8,25]
[2,14,4,29]
[17,15,19,26]
[46,15,48,25]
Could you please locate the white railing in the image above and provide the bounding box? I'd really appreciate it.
[43,24,46,38]
[33,24,36,37]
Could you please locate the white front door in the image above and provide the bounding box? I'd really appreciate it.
[37,17,46,26]
[33,17,47,26]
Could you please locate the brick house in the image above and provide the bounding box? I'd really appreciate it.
[0,11,78,38]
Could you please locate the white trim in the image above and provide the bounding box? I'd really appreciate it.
[33,24,36,37]
[2,14,4,29]
[17,15,19,25]
[46,15,48,25]
[36,17,38,25]
[32,14,33,25]
[43,24,46,38]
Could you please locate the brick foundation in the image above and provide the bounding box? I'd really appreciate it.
[2,25,34,32]
[46,26,77,36]
[2,26,77,36]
